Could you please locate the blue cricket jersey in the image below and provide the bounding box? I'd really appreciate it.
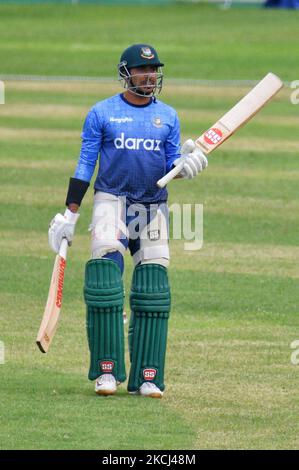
[74,94,180,203]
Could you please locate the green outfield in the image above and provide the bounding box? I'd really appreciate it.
[0,3,299,450]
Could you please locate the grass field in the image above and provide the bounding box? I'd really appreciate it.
[0,3,299,450]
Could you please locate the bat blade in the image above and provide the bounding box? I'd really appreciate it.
[36,239,68,353]
[157,72,283,188]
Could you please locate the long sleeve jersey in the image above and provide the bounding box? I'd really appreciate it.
[74,93,180,204]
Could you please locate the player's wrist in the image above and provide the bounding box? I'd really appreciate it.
[67,203,79,213]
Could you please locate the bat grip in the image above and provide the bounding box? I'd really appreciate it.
[156,160,185,189]
[59,238,68,259]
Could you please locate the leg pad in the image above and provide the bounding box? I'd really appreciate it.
[84,259,126,382]
[128,264,171,392]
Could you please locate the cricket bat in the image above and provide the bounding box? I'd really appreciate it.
[36,238,68,353]
[157,72,283,188]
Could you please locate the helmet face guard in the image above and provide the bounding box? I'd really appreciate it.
[117,44,164,97]
[118,61,163,97]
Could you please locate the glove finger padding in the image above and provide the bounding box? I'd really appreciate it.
[197,150,208,170]
[172,139,196,175]
[180,138,195,155]
[173,139,208,180]
[182,148,208,179]
[184,157,202,179]
[189,153,203,172]
[48,214,65,253]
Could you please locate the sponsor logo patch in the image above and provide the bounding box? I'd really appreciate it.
[114,132,161,151]
[140,47,154,60]
[148,229,160,241]
[110,117,133,124]
[204,128,223,146]
[143,368,157,381]
[100,360,114,373]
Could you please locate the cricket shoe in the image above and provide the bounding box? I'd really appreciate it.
[130,382,163,399]
[95,374,117,396]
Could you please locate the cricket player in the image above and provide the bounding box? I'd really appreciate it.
[48,44,208,398]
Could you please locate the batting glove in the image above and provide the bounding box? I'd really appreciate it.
[174,139,208,179]
[48,208,80,254]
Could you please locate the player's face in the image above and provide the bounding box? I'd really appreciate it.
[129,66,159,95]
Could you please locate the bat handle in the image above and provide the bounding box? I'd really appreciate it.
[156,160,185,189]
[59,238,68,259]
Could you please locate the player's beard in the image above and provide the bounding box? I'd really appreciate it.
[131,77,156,97]
[135,85,155,96]
[118,65,163,97]
[127,72,163,97]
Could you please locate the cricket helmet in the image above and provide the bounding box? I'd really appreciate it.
[119,44,164,70]
[118,44,164,97]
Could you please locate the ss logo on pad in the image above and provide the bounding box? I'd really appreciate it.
[148,230,160,241]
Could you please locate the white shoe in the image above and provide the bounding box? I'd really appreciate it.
[134,382,163,398]
[95,374,117,396]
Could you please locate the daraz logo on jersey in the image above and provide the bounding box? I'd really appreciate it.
[114,132,162,151]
